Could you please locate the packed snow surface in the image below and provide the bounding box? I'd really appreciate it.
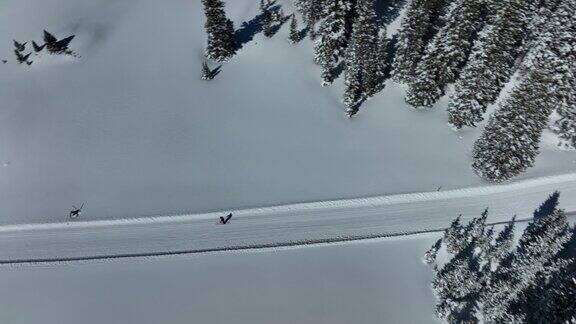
[1,173,575,262]
[0,0,574,225]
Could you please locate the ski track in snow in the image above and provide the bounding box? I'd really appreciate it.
[1,172,576,265]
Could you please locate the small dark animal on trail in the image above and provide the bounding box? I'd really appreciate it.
[69,203,84,219]
[220,213,233,224]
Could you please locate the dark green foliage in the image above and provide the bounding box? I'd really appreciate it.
[405,0,486,109]
[427,194,574,322]
[203,0,236,62]
[447,0,541,129]
[471,66,554,182]
[288,15,300,43]
[392,0,452,83]
[314,0,352,85]
[534,191,560,220]
[343,0,387,115]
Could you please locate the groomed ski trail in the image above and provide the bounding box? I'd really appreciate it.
[1,172,576,264]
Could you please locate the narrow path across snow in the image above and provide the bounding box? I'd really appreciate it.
[1,173,575,264]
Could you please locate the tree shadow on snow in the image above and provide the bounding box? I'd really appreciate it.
[234,2,286,49]
[234,13,265,50]
[209,65,222,79]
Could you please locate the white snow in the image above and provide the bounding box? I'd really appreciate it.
[0,234,439,324]
[0,0,574,225]
[1,1,575,323]
[1,173,575,262]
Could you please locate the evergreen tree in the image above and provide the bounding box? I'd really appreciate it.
[295,0,326,39]
[530,261,576,323]
[424,238,442,264]
[342,0,385,115]
[202,0,237,62]
[262,4,276,37]
[447,0,541,129]
[531,0,576,150]
[471,65,555,182]
[534,191,560,220]
[443,215,465,254]
[428,194,575,322]
[288,15,300,44]
[486,216,515,265]
[482,208,571,322]
[392,0,452,83]
[405,0,485,109]
[314,0,351,85]
[432,242,483,322]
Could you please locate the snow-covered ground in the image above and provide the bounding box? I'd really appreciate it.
[0,235,438,324]
[0,0,574,225]
[1,173,575,262]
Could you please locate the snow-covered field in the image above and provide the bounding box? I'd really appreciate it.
[0,0,574,225]
[1,1,576,322]
[0,235,438,324]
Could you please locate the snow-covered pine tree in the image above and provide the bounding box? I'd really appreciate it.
[202,0,237,62]
[481,207,571,322]
[294,0,326,39]
[391,0,452,83]
[486,216,515,265]
[365,32,389,97]
[432,240,483,322]
[443,215,465,254]
[288,15,300,43]
[471,64,555,182]
[447,0,541,129]
[262,4,276,37]
[405,0,485,109]
[534,191,560,220]
[530,263,576,323]
[531,0,576,150]
[424,238,443,264]
[342,0,383,115]
[314,0,351,85]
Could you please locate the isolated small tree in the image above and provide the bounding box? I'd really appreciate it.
[203,0,237,62]
[424,238,443,264]
[288,15,300,43]
[262,5,276,38]
[201,61,212,80]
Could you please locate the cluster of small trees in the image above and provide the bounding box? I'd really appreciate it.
[425,192,576,323]
[10,30,76,67]
[395,0,576,181]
